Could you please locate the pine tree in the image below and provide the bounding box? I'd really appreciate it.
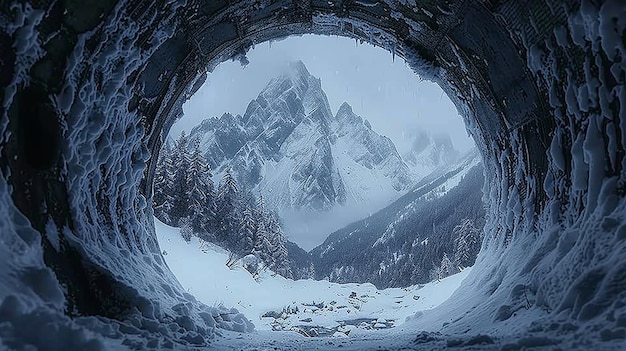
[239,207,257,254]
[203,163,217,230]
[252,195,268,254]
[179,216,193,243]
[429,267,440,282]
[215,167,239,245]
[265,213,292,278]
[153,144,171,222]
[257,195,266,213]
[170,131,191,225]
[161,141,178,224]
[186,139,210,232]
[250,208,269,261]
[253,222,269,254]
[437,252,456,280]
[452,219,482,269]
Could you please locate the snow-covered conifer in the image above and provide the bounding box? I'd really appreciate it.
[239,207,257,254]
[216,167,240,244]
[153,144,172,222]
[170,131,191,224]
[179,216,193,242]
[452,219,482,270]
[187,140,210,231]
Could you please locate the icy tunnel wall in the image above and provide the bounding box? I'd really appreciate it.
[0,0,625,348]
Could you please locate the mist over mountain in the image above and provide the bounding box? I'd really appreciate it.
[403,130,461,176]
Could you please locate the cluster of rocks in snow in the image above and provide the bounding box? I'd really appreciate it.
[261,295,397,338]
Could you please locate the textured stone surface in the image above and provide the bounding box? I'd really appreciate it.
[1,0,625,348]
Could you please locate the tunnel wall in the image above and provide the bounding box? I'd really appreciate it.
[1,0,625,348]
[422,1,626,343]
[0,1,254,348]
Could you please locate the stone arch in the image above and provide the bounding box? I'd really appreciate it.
[1,0,624,348]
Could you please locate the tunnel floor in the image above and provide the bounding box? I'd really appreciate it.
[154,218,625,351]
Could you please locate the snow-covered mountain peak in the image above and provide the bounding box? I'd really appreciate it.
[335,102,363,126]
[337,101,353,114]
[242,61,332,129]
[286,59,312,80]
[402,129,461,175]
[220,112,240,124]
[255,60,317,103]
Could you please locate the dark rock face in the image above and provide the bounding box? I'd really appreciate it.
[0,0,625,349]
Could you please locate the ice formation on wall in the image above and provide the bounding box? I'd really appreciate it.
[0,0,625,349]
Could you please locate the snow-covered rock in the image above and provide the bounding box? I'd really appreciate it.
[402,130,461,177]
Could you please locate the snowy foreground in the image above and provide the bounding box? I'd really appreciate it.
[155,218,471,349]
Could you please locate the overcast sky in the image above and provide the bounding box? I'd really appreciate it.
[173,34,474,155]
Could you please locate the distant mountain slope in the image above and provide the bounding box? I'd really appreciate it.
[285,241,315,280]
[310,150,485,288]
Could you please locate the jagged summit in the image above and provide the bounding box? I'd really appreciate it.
[335,102,362,124]
[403,129,461,175]
[287,60,311,78]
[337,101,352,113]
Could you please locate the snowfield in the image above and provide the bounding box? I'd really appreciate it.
[155,217,470,338]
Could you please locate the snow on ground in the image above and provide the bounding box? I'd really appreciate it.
[155,217,469,337]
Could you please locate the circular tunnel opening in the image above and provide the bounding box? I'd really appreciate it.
[153,33,483,340]
[1,1,625,350]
